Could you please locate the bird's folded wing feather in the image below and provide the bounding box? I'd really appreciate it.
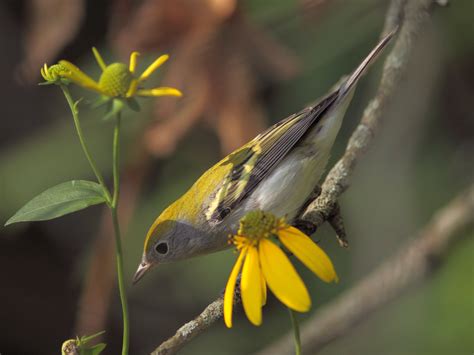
[206,90,339,224]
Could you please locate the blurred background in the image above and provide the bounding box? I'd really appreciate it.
[0,0,473,354]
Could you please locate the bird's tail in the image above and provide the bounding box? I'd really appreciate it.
[339,27,398,96]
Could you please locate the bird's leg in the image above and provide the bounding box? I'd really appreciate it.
[328,202,349,248]
[233,274,242,303]
[292,219,318,236]
[293,185,349,248]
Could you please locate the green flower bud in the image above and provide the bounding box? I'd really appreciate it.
[61,339,79,355]
[41,63,70,84]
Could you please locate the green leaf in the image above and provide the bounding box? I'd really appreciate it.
[79,331,105,344]
[79,331,106,355]
[73,98,84,114]
[126,97,141,112]
[81,343,106,355]
[5,180,107,226]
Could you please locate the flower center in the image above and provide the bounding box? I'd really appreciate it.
[237,210,282,241]
[47,63,69,80]
[98,63,134,97]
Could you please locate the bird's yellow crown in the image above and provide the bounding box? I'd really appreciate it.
[143,153,238,253]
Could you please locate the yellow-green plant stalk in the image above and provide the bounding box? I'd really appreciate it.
[288,308,302,355]
[6,48,182,355]
[49,49,181,355]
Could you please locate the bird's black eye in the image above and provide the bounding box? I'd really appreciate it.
[155,242,168,255]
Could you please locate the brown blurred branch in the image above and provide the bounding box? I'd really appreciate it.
[150,0,447,353]
[258,185,474,355]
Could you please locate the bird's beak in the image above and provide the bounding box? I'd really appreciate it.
[132,261,151,285]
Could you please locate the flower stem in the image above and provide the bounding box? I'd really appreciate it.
[112,113,121,208]
[60,88,129,354]
[111,113,129,355]
[288,308,302,355]
[60,85,112,204]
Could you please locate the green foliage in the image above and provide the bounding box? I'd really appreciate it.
[61,331,106,355]
[82,343,107,355]
[5,180,107,225]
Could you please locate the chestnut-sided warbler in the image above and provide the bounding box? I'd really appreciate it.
[133,30,396,283]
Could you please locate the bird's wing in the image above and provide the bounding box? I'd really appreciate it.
[205,90,339,224]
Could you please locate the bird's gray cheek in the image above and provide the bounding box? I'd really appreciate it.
[171,222,217,259]
[169,235,191,260]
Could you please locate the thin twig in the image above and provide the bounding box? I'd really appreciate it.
[150,298,228,355]
[258,185,474,355]
[150,0,444,353]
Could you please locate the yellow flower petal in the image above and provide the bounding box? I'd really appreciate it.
[224,248,247,328]
[138,54,169,81]
[136,87,182,97]
[241,246,262,326]
[261,272,267,306]
[279,226,338,283]
[129,51,140,74]
[59,60,101,93]
[40,64,47,80]
[259,239,311,312]
[92,47,106,71]
[126,79,139,98]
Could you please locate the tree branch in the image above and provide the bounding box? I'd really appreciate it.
[150,0,446,353]
[258,185,474,355]
[300,0,434,228]
[150,297,231,355]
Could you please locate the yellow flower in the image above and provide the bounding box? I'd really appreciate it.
[224,210,338,328]
[40,63,71,85]
[54,47,182,99]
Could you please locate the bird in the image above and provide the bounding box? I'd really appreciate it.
[133,29,397,284]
